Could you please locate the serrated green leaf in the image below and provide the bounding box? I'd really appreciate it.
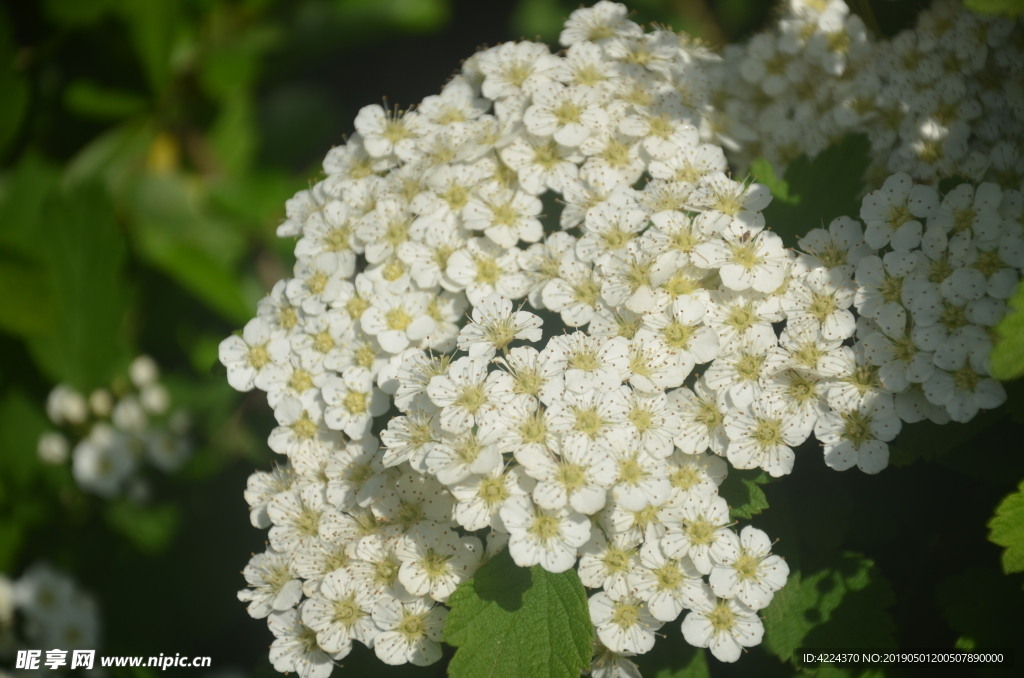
[965,0,1024,17]
[26,183,133,391]
[758,134,870,247]
[988,479,1024,573]
[443,548,593,678]
[990,280,1024,380]
[764,553,896,663]
[64,79,149,119]
[717,468,770,520]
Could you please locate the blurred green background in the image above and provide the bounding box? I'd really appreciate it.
[5,1,1022,677]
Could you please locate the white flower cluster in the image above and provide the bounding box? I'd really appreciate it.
[710,0,1024,188]
[0,564,100,661]
[226,1,1022,675]
[38,356,192,499]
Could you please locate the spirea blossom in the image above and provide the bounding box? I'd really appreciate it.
[38,355,192,499]
[225,1,1024,673]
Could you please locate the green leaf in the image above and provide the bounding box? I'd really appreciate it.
[988,479,1024,573]
[717,468,770,520]
[443,548,593,678]
[990,280,1024,380]
[0,7,30,156]
[335,0,451,33]
[43,0,118,25]
[764,553,896,663]
[0,155,62,336]
[131,175,255,323]
[0,389,51,487]
[64,79,149,119]
[105,500,180,555]
[63,119,155,194]
[209,94,257,175]
[26,183,133,391]
[756,134,871,247]
[115,0,180,94]
[964,0,1024,17]
[0,245,57,336]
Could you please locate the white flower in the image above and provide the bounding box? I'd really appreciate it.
[544,332,629,393]
[860,172,938,250]
[797,215,873,277]
[542,258,604,326]
[322,368,389,439]
[927,181,1003,243]
[524,82,609,146]
[71,426,135,498]
[680,584,764,663]
[629,539,704,622]
[426,356,503,433]
[360,291,437,354]
[659,495,737,574]
[500,495,591,572]
[354,104,423,159]
[477,41,553,100]
[37,431,69,465]
[463,182,544,247]
[604,434,671,510]
[500,134,581,194]
[287,254,349,315]
[371,595,447,666]
[723,397,810,478]
[301,569,380,654]
[782,267,857,341]
[447,237,529,305]
[668,378,729,456]
[638,295,720,369]
[457,293,543,358]
[450,466,535,531]
[578,531,638,597]
[589,590,664,654]
[665,449,728,506]
[325,439,386,510]
[692,230,789,293]
[703,289,779,355]
[245,465,294,528]
[691,173,772,238]
[545,385,629,450]
[854,251,922,336]
[426,426,503,486]
[517,434,615,515]
[267,485,329,553]
[709,526,789,610]
[238,549,303,619]
[577,201,649,266]
[559,1,642,47]
[620,390,681,458]
[395,525,481,602]
[814,394,901,473]
[268,608,338,678]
